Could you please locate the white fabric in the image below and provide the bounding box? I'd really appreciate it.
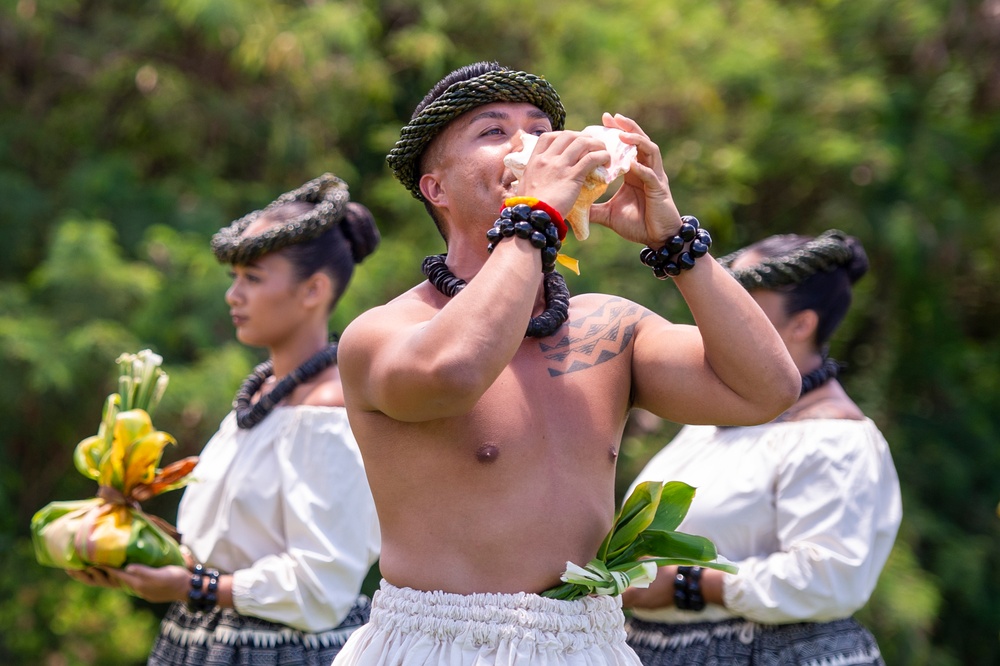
[628,418,901,625]
[177,406,380,633]
[333,580,642,665]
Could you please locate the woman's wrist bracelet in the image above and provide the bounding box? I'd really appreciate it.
[673,565,706,611]
[487,200,565,273]
[639,216,713,279]
[188,563,220,612]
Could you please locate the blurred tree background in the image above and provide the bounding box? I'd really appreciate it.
[1,0,997,663]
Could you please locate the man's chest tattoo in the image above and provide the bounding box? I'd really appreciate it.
[539,299,650,376]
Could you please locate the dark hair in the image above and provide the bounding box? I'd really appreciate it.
[259,201,380,310]
[743,233,869,347]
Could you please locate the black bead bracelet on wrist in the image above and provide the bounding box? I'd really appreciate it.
[639,216,713,279]
[674,565,706,611]
[188,563,220,613]
[486,203,564,273]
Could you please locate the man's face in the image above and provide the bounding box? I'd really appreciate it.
[420,102,553,230]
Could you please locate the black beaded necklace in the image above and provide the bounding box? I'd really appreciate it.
[234,343,338,429]
[421,254,570,338]
[799,356,841,396]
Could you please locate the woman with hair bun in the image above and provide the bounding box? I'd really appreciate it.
[622,230,902,666]
[69,174,382,666]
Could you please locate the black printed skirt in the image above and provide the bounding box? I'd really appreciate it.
[147,595,370,666]
[625,615,885,666]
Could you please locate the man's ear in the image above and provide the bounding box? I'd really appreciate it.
[419,172,448,208]
[789,309,820,344]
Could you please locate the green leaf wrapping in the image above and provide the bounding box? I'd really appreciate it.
[31,498,185,572]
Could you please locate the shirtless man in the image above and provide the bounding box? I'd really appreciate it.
[334,62,800,664]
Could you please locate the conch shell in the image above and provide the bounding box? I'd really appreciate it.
[504,126,637,241]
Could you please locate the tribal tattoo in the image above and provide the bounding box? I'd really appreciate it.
[539,298,652,377]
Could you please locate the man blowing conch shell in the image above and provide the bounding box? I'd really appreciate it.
[333,61,800,666]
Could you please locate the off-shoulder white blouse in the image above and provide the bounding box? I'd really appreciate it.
[628,418,901,625]
[177,406,380,633]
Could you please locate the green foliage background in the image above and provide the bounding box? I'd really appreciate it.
[2,0,998,663]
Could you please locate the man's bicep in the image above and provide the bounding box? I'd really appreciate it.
[339,307,421,413]
[630,320,748,425]
[340,304,453,420]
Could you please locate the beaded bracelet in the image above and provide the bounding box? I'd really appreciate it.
[487,200,565,273]
[188,563,220,613]
[639,216,713,279]
[503,196,568,241]
[673,565,706,611]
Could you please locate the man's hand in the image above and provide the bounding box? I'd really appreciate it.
[516,129,610,218]
[590,113,683,247]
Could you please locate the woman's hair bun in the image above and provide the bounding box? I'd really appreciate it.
[340,202,381,264]
[843,235,870,284]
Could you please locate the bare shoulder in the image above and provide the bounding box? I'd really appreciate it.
[339,283,438,354]
[289,366,345,408]
[779,382,866,422]
[567,292,655,324]
[563,292,656,342]
[300,366,344,407]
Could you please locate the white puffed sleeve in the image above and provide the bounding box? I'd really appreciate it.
[229,409,380,632]
[722,423,901,623]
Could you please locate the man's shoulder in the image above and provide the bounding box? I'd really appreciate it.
[339,284,434,349]
[569,291,650,316]
[351,283,438,323]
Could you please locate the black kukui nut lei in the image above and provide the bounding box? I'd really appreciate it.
[800,355,842,396]
[639,215,713,279]
[234,343,339,429]
[421,254,570,339]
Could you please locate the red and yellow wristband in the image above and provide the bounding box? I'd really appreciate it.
[503,197,568,241]
[501,197,580,274]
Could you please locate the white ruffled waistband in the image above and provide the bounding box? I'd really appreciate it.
[369,580,628,651]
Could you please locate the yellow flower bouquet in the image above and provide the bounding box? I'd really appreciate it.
[31,350,198,571]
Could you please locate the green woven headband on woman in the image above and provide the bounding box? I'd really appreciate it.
[386,68,566,201]
[211,173,351,265]
[717,229,856,289]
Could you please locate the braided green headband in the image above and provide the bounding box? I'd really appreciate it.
[386,68,566,201]
[717,229,856,289]
[211,173,350,265]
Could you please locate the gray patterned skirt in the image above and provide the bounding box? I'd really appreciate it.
[147,595,370,666]
[625,616,885,666]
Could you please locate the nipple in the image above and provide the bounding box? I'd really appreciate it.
[475,443,501,464]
